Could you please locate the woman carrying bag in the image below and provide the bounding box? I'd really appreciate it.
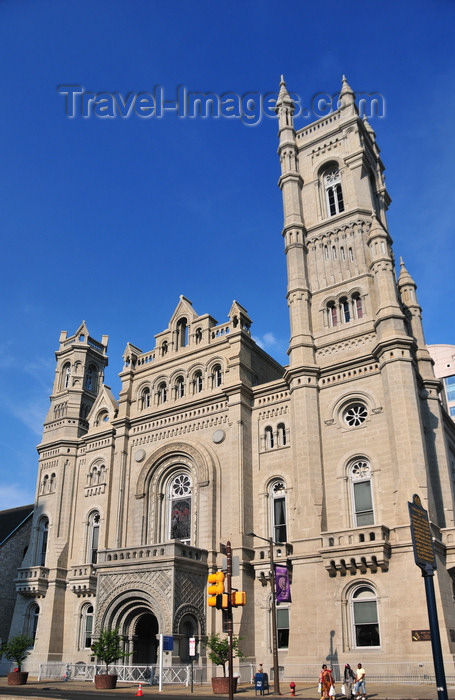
[319,664,335,700]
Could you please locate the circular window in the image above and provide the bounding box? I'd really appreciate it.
[171,473,191,497]
[343,403,368,427]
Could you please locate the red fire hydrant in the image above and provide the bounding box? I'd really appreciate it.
[290,682,296,696]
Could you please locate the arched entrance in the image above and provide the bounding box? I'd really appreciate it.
[133,613,159,665]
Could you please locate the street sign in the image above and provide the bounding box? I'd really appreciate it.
[408,493,436,571]
[162,635,173,651]
[189,637,196,656]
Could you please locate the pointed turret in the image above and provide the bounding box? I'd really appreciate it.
[339,74,357,114]
[275,75,295,138]
[397,258,436,381]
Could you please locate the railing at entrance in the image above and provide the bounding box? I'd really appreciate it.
[37,662,207,684]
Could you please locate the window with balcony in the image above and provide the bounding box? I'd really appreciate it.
[350,459,374,526]
[169,473,192,544]
[88,511,100,564]
[271,480,287,543]
[38,517,49,566]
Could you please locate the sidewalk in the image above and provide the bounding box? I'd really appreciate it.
[1,677,454,700]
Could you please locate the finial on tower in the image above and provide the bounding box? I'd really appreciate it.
[276,74,294,109]
[339,74,357,113]
[398,257,417,288]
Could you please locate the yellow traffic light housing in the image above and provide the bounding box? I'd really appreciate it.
[208,571,226,608]
[208,571,225,595]
[231,591,246,607]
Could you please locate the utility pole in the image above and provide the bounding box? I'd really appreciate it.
[247,532,281,694]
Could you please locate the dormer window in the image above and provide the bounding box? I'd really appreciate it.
[324,169,345,217]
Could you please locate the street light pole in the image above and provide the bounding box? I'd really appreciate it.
[247,532,281,695]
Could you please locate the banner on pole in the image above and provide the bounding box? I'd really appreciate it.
[275,564,291,603]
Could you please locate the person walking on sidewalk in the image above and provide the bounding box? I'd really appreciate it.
[355,663,366,699]
[319,664,335,700]
[343,664,355,697]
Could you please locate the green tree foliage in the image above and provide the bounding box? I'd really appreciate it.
[91,628,129,674]
[205,633,244,677]
[1,635,34,671]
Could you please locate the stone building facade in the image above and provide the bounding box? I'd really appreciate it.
[0,505,33,665]
[8,77,455,674]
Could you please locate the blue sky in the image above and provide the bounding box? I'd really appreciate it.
[0,0,454,509]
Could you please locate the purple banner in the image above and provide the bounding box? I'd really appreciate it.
[275,564,291,603]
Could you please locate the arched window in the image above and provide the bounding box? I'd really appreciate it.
[158,382,167,404]
[350,585,380,647]
[162,340,168,356]
[80,603,94,649]
[341,297,351,323]
[169,473,192,544]
[194,371,203,394]
[38,517,49,566]
[85,364,97,392]
[90,465,99,485]
[195,328,203,344]
[324,168,345,217]
[350,459,374,526]
[50,473,56,492]
[277,423,287,447]
[175,376,185,399]
[62,363,71,389]
[88,511,100,564]
[265,426,274,449]
[327,301,338,327]
[141,387,151,409]
[212,364,222,388]
[26,602,40,642]
[353,293,364,319]
[42,474,49,494]
[270,480,287,543]
[176,318,188,348]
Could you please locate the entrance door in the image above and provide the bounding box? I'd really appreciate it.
[133,613,159,665]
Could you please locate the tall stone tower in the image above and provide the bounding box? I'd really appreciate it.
[12,324,108,661]
[264,76,455,662]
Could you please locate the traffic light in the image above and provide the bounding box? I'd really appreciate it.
[208,571,228,609]
[231,591,246,607]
